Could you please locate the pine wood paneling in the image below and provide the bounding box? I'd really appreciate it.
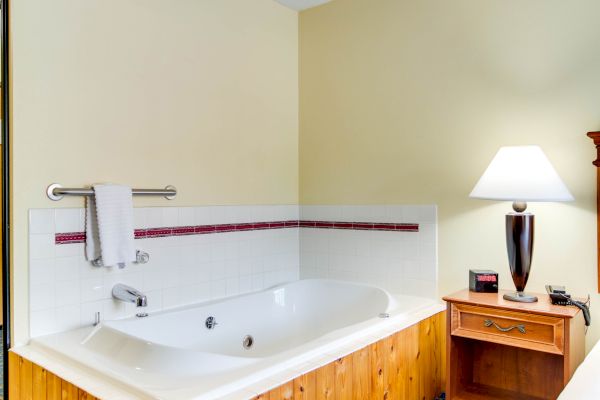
[256,311,445,400]
[383,334,398,399]
[32,363,47,400]
[315,362,335,400]
[20,356,33,400]
[293,370,316,400]
[279,381,294,400]
[12,311,445,400]
[333,355,352,400]
[405,322,421,399]
[418,316,434,400]
[8,352,98,400]
[9,350,21,400]
[369,341,385,399]
[351,345,370,399]
[61,380,79,400]
[47,372,63,400]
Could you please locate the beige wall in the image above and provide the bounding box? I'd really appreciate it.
[299,0,600,349]
[10,0,298,344]
[10,0,600,352]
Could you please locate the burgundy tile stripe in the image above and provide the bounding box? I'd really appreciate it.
[298,221,419,232]
[54,220,418,244]
[55,232,86,245]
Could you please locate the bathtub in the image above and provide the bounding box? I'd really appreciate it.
[24,279,444,399]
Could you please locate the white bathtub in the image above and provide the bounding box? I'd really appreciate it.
[24,279,444,400]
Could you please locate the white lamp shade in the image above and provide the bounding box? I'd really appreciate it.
[469,146,574,202]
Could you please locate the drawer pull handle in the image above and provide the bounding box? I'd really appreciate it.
[483,319,526,334]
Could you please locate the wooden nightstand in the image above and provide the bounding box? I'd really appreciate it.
[443,289,586,400]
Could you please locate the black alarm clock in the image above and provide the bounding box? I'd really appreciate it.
[469,269,498,293]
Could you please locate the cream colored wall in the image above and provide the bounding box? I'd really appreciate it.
[10,0,298,345]
[299,0,600,350]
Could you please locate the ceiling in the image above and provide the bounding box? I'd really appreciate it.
[275,0,332,11]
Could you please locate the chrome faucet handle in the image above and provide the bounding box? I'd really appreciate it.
[135,250,150,264]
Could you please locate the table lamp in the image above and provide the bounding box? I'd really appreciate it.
[469,146,574,302]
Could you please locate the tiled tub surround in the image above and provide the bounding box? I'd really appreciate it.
[28,204,435,338]
[300,205,437,299]
[29,206,300,338]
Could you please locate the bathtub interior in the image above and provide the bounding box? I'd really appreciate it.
[89,280,395,358]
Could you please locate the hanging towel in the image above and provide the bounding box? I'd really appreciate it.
[85,184,136,268]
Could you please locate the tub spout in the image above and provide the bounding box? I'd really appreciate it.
[112,283,147,308]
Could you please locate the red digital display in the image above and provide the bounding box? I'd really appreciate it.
[477,275,497,282]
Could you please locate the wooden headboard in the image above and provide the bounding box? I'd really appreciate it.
[587,131,600,292]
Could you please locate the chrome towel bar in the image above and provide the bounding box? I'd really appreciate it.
[46,183,177,201]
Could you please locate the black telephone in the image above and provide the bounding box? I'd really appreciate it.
[546,284,591,327]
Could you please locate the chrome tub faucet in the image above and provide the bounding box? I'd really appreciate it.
[112,283,148,317]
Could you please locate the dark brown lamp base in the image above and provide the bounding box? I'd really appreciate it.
[505,203,536,302]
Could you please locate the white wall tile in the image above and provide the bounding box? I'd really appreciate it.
[146,208,164,227]
[226,277,240,295]
[186,283,210,304]
[197,262,212,282]
[80,278,104,303]
[30,309,57,337]
[177,207,195,226]
[211,279,227,299]
[55,209,81,233]
[239,276,252,294]
[133,208,148,229]
[208,207,227,224]
[162,208,179,226]
[251,274,264,291]
[29,205,301,337]
[30,258,55,285]
[29,209,55,234]
[30,283,55,311]
[162,287,181,308]
[55,280,80,307]
[193,207,212,225]
[55,256,80,281]
[55,243,83,258]
[251,206,274,222]
[54,305,81,332]
[29,204,436,338]
[299,205,438,300]
[142,270,163,292]
[30,234,55,259]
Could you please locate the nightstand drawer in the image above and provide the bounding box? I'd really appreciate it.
[450,303,565,354]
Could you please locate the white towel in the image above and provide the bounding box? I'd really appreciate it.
[85,184,136,268]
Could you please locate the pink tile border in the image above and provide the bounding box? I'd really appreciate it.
[55,220,419,244]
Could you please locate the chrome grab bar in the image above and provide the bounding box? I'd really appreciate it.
[47,183,176,201]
